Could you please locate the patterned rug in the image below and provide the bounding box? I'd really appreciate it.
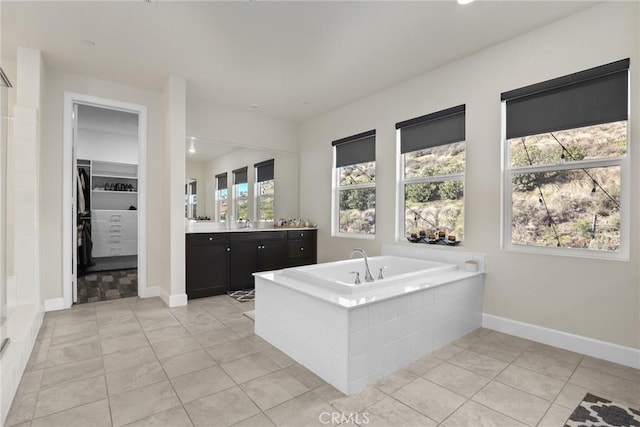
[227,289,255,302]
[565,393,640,427]
[77,269,138,304]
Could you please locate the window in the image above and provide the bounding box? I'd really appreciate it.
[502,59,629,258]
[215,173,228,222]
[232,167,249,221]
[185,180,197,219]
[397,105,466,241]
[255,159,275,222]
[332,130,376,236]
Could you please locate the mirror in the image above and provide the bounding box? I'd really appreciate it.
[185,137,299,224]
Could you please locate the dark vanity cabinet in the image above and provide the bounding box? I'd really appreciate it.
[185,233,230,299]
[228,231,286,291]
[186,229,317,299]
[286,229,317,267]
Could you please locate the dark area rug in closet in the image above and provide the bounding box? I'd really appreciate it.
[77,269,138,303]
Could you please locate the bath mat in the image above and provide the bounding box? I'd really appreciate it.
[227,289,255,302]
[244,310,255,320]
[565,393,640,427]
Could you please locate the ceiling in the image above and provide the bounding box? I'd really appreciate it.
[2,1,599,123]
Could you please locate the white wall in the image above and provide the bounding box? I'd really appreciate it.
[163,75,187,305]
[298,2,640,349]
[40,69,168,300]
[76,129,138,164]
[187,97,298,152]
[76,105,139,164]
[204,147,299,221]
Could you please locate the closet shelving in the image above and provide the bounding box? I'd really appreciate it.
[90,160,138,211]
[78,159,138,260]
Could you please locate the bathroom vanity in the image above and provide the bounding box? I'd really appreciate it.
[185,228,316,299]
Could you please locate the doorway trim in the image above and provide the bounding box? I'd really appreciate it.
[62,92,148,309]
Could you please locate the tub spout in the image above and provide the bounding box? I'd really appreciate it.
[350,248,375,282]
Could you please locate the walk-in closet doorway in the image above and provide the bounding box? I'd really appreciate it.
[63,93,147,308]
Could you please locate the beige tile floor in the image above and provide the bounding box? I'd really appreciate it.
[7,295,640,427]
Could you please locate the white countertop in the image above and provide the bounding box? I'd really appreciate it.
[185,226,316,234]
[254,269,484,310]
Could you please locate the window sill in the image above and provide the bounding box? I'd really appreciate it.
[503,243,628,262]
[333,232,375,240]
[397,239,465,249]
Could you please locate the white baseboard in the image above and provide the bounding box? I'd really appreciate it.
[141,285,160,298]
[43,297,65,312]
[169,293,188,308]
[159,287,188,308]
[483,313,640,369]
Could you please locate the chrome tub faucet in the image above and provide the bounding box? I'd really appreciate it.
[350,248,374,282]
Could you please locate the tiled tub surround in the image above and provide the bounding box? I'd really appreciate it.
[255,246,485,395]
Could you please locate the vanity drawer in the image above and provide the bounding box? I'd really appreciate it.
[188,233,229,246]
[287,229,316,241]
[287,240,315,258]
[230,231,286,242]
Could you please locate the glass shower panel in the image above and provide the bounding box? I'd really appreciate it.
[0,69,12,351]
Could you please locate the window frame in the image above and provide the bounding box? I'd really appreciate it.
[331,131,376,239]
[186,180,197,219]
[395,133,466,242]
[232,168,249,222]
[214,174,228,222]
[500,103,630,261]
[394,105,467,243]
[332,163,376,239]
[254,177,275,223]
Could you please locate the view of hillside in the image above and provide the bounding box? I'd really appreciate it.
[404,143,465,238]
[509,121,626,251]
[337,121,625,249]
[339,162,376,234]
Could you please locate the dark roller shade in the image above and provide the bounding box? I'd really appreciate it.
[502,59,629,139]
[397,105,465,154]
[215,173,227,190]
[332,130,376,168]
[232,167,247,185]
[255,159,275,182]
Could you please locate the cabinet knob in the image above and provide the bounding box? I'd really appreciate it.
[300,247,304,251]
[209,237,213,241]
[300,233,304,237]
[226,247,230,252]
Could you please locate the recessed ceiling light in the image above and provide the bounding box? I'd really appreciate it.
[457,0,475,4]
[250,104,260,109]
[188,140,196,154]
[81,40,96,48]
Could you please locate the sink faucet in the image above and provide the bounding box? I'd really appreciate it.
[350,248,374,282]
